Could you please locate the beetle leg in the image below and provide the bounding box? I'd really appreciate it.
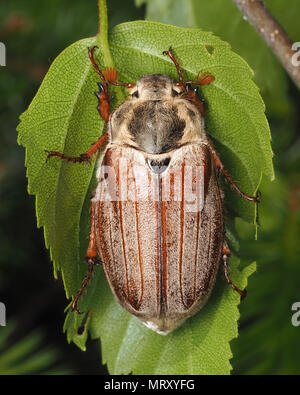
[90,46,136,120]
[71,200,100,314]
[45,132,109,164]
[185,87,206,117]
[88,46,112,123]
[45,45,128,164]
[207,139,260,203]
[94,82,110,123]
[222,241,247,299]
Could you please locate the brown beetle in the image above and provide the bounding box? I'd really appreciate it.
[46,46,259,335]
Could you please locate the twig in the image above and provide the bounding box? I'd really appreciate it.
[232,0,300,90]
[97,0,113,68]
[96,0,124,104]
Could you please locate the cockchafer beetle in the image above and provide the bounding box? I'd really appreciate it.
[46,46,260,335]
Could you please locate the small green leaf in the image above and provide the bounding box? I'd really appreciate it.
[17,20,273,374]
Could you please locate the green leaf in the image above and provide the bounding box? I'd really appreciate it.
[140,0,300,116]
[17,20,273,374]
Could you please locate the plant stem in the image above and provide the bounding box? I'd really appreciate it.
[97,0,114,68]
[96,0,124,103]
[232,0,300,90]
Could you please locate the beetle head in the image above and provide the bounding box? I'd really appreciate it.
[129,74,183,100]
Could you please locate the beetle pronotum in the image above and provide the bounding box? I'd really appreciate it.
[46,46,259,335]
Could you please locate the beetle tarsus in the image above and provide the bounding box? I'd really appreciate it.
[94,83,110,122]
[71,199,100,314]
[255,190,261,203]
[71,256,100,314]
[45,133,108,166]
[207,139,261,203]
[222,242,247,299]
[71,303,83,315]
[45,150,92,165]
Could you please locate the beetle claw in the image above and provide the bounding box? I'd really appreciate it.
[240,288,247,300]
[79,153,91,166]
[255,190,261,203]
[85,256,101,266]
[45,150,53,162]
[71,302,83,314]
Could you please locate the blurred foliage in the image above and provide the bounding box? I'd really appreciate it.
[231,115,300,374]
[1,0,300,375]
[232,175,300,374]
[0,322,70,374]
